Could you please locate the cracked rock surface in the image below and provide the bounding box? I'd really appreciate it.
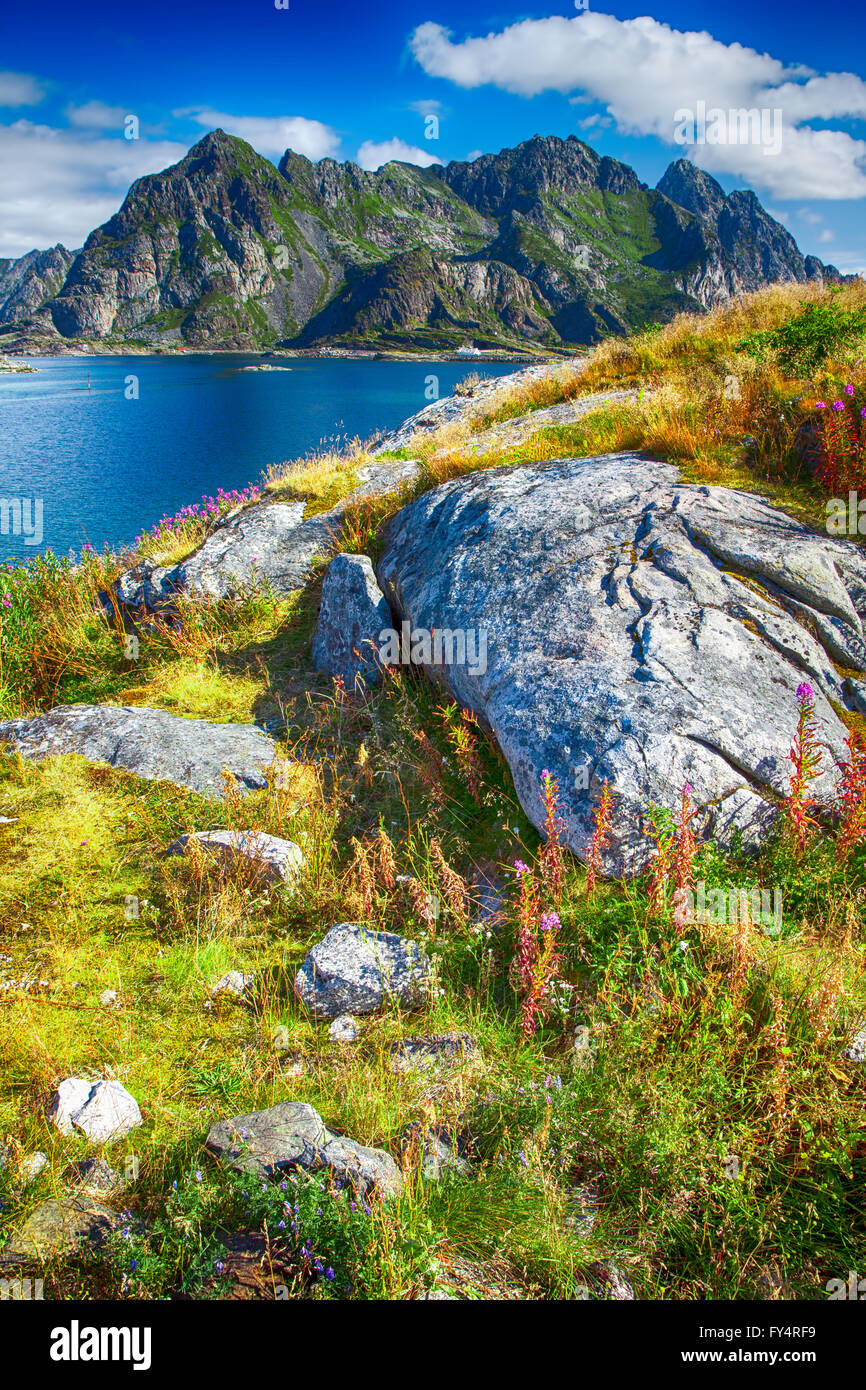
[0,704,277,799]
[113,460,420,612]
[378,453,866,875]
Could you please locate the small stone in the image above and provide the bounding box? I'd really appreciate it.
[328,1014,360,1043]
[588,1260,635,1301]
[99,989,118,1008]
[403,1122,470,1180]
[167,829,303,884]
[841,1024,866,1064]
[49,1078,143,1144]
[209,971,255,1003]
[69,1156,122,1195]
[388,1032,479,1074]
[294,921,430,1020]
[19,1152,48,1185]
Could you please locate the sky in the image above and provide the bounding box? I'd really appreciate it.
[1,0,865,271]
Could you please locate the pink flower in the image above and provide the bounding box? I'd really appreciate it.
[816,401,826,409]
[832,400,845,411]
[845,383,855,395]
[796,681,814,704]
[514,859,530,878]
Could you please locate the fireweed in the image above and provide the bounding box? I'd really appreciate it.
[786,682,823,857]
[584,779,615,898]
[512,859,563,1038]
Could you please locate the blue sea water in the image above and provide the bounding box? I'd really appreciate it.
[0,355,519,562]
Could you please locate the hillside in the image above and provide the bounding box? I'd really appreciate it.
[1,281,865,1301]
[0,131,846,356]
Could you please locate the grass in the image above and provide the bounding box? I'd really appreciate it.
[1,279,865,1301]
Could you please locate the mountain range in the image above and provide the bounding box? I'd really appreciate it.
[0,130,848,355]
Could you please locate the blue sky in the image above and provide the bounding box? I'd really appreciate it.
[2,0,865,272]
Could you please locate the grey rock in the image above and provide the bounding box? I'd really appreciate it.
[112,460,420,613]
[19,1152,49,1185]
[328,1014,360,1043]
[588,1260,636,1300]
[49,1078,142,1144]
[69,1157,123,1195]
[378,453,865,875]
[294,922,430,1020]
[388,1032,480,1074]
[404,1122,471,1180]
[205,1099,400,1195]
[209,971,255,1002]
[841,1024,866,1064]
[0,704,277,800]
[0,1195,125,1269]
[312,553,392,688]
[167,829,303,883]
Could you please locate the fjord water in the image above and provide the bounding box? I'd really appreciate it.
[0,355,519,562]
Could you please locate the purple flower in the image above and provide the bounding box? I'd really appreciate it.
[832,400,845,411]
[517,1151,529,1167]
[539,911,560,933]
[214,1261,224,1274]
[845,384,855,395]
[513,859,530,877]
[326,1267,335,1281]
[796,681,814,704]
[816,400,826,409]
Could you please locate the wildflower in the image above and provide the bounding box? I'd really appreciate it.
[195,1170,202,1182]
[845,383,855,395]
[517,1151,529,1167]
[326,1267,335,1281]
[513,858,530,877]
[816,401,826,409]
[214,1261,224,1274]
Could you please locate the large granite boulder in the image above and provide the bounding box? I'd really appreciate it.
[312,553,392,688]
[0,704,277,799]
[377,453,866,875]
[166,829,303,882]
[205,1099,400,1195]
[294,922,431,1020]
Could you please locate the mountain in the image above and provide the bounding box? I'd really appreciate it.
[0,131,847,355]
[0,245,76,327]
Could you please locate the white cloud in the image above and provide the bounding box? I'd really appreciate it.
[0,71,45,107]
[409,99,444,117]
[0,120,186,258]
[355,137,441,171]
[410,14,866,199]
[66,101,130,130]
[819,228,836,242]
[577,113,613,132]
[177,107,339,160]
[797,207,823,224]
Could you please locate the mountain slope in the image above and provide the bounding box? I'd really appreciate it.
[0,132,847,355]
